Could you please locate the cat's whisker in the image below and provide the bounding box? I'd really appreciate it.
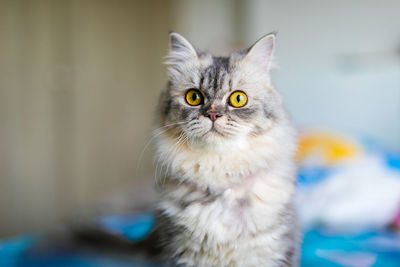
[186,119,200,127]
[153,121,187,134]
[154,157,160,186]
[156,134,183,186]
[136,120,189,177]
[164,132,186,177]
[189,127,203,133]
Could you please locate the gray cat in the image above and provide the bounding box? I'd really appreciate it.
[153,32,299,267]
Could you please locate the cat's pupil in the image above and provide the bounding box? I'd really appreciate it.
[236,95,242,103]
[192,94,198,101]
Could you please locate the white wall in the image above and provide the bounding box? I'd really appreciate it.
[172,0,236,54]
[244,0,400,149]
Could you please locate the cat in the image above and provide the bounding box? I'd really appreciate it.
[151,32,299,267]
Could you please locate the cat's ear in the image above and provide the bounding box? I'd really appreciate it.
[166,31,198,65]
[242,33,276,71]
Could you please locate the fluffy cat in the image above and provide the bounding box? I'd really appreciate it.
[153,32,298,267]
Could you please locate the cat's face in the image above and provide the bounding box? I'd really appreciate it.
[159,33,284,146]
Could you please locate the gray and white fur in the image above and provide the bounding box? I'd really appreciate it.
[153,32,299,267]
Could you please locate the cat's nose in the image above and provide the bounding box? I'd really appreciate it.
[206,111,222,122]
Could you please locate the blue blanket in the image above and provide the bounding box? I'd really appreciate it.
[1,213,400,266]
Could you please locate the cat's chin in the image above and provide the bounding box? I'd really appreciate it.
[190,133,249,154]
[207,127,225,137]
[191,130,239,150]
[201,125,229,139]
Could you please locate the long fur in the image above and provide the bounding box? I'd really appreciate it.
[153,32,299,267]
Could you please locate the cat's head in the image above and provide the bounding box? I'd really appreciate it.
[158,32,286,147]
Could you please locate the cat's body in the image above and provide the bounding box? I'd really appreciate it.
[153,32,298,266]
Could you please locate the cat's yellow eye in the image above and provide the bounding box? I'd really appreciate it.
[185,89,203,106]
[229,91,247,108]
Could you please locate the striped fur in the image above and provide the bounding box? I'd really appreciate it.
[153,32,298,266]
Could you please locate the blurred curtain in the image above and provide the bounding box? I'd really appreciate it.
[0,0,172,237]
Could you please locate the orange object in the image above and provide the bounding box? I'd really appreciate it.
[296,132,361,165]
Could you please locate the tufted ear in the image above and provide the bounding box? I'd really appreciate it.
[242,33,276,72]
[165,32,199,80]
[166,32,198,66]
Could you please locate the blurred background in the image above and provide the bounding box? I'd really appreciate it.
[0,0,399,240]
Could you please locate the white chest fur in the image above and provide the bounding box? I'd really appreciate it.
[155,131,297,266]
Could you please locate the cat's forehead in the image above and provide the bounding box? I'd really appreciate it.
[170,51,255,98]
[195,54,237,98]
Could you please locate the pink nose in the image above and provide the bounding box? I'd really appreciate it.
[206,111,222,122]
